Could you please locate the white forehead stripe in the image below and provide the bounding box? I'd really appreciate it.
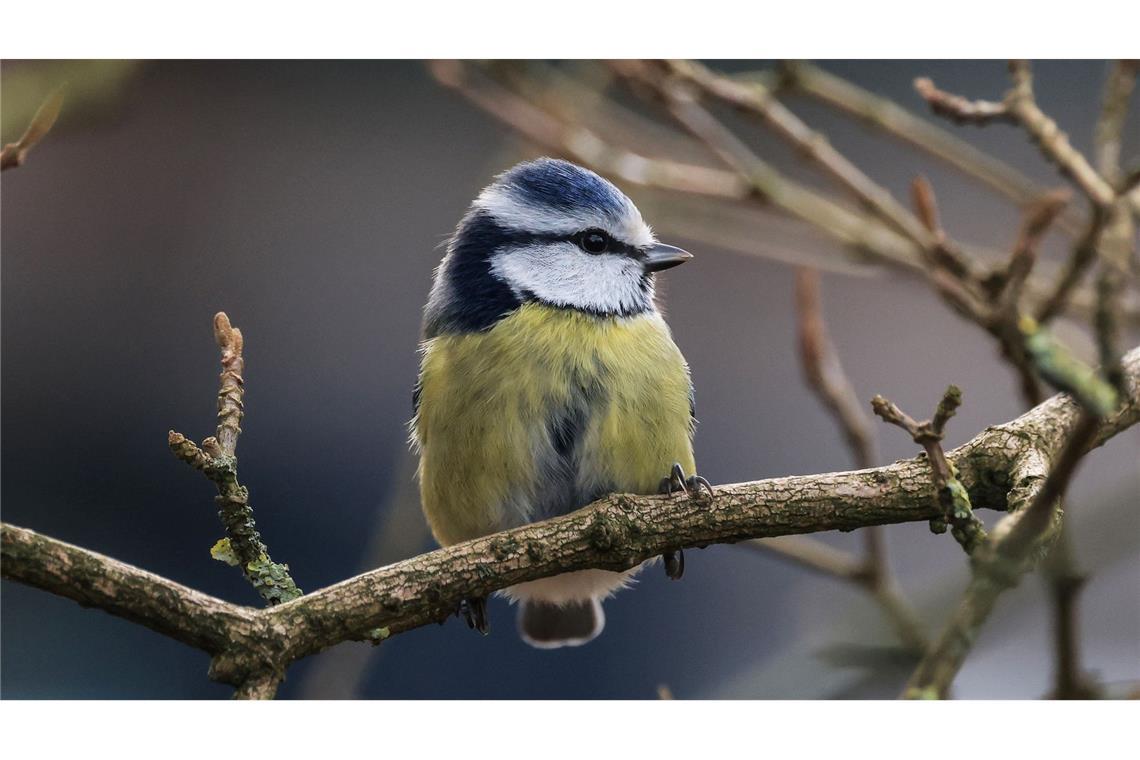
[490,243,655,316]
[475,185,656,248]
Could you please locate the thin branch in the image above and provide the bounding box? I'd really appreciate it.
[764,62,1084,236]
[1035,205,1108,324]
[913,77,1012,126]
[1093,60,1138,184]
[640,59,1110,410]
[793,268,879,470]
[0,86,65,171]
[429,60,747,200]
[169,313,302,606]
[657,60,942,253]
[1042,530,1098,699]
[1120,165,1140,195]
[1092,200,1136,396]
[872,386,987,555]
[742,534,868,581]
[908,178,1100,411]
[1022,317,1120,416]
[998,189,1072,315]
[1006,62,1117,208]
[5,346,1136,697]
[919,63,1117,208]
[908,176,992,313]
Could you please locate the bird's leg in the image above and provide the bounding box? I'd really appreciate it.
[458,596,489,635]
[657,462,714,580]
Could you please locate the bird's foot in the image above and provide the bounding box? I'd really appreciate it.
[458,596,489,635]
[657,462,714,580]
[659,462,714,502]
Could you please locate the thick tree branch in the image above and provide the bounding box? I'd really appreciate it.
[3,346,1137,696]
[0,524,253,655]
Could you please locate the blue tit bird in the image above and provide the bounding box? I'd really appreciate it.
[411,157,709,648]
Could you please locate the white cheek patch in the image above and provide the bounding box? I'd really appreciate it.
[490,243,654,315]
[476,186,656,248]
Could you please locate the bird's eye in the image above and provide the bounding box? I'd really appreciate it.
[577,229,611,254]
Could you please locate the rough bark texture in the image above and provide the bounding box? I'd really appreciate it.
[3,346,1137,695]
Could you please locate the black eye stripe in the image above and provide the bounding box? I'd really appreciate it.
[493,229,641,256]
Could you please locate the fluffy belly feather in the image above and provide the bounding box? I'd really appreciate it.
[412,303,696,603]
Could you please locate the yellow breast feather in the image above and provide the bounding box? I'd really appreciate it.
[412,303,695,547]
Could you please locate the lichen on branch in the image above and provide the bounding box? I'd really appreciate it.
[168,313,301,606]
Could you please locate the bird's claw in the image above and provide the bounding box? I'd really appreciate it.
[658,462,713,580]
[458,596,489,635]
[659,462,714,502]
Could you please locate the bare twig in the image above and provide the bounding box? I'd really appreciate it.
[914,77,1012,126]
[1042,530,1099,699]
[1092,201,1136,396]
[430,60,747,200]
[743,534,868,581]
[763,62,1084,236]
[1006,62,1117,209]
[1093,60,1138,184]
[794,268,879,470]
[1035,206,1109,324]
[169,313,302,608]
[657,60,942,253]
[908,176,991,312]
[872,386,987,555]
[1120,166,1140,195]
[999,189,1073,315]
[628,60,1106,415]
[919,63,1117,208]
[1,86,65,171]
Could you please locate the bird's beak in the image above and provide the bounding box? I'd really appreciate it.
[641,243,693,273]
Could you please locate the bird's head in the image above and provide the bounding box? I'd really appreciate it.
[426,158,691,334]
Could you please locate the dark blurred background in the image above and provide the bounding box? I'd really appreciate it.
[2,60,1137,699]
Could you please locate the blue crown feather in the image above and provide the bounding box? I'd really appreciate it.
[495,158,629,217]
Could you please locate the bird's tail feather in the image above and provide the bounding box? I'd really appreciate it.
[517,598,604,649]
